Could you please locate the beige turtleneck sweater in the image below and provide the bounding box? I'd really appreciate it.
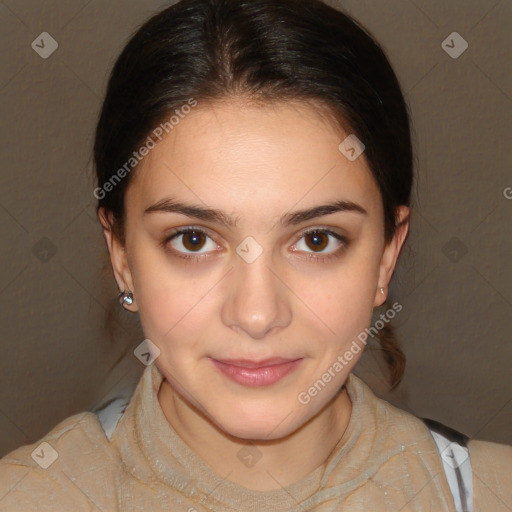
[0,362,510,511]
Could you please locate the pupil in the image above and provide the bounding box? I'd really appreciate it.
[184,231,204,251]
[312,234,322,245]
[307,232,327,251]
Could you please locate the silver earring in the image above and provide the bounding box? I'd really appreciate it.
[379,287,385,295]
[118,290,134,306]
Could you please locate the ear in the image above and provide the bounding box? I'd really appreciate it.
[98,207,138,312]
[374,205,410,307]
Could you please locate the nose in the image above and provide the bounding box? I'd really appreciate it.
[221,252,292,340]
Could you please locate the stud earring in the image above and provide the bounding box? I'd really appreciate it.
[118,290,134,306]
[379,287,385,295]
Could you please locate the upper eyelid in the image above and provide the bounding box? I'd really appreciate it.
[295,226,346,237]
[165,225,217,240]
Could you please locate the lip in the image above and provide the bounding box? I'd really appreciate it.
[210,357,303,387]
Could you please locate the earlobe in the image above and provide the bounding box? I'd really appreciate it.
[374,285,387,308]
[374,206,410,307]
[97,207,139,312]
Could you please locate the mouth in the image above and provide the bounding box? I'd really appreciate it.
[209,357,303,387]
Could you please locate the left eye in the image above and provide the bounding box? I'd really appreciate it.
[292,229,346,254]
[167,229,218,253]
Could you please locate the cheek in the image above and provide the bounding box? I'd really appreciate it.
[300,254,380,339]
[129,244,214,343]
[136,280,211,347]
[301,278,374,352]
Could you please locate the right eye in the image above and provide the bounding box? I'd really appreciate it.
[161,227,220,261]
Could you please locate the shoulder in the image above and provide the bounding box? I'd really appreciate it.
[347,374,512,511]
[468,438,512,511]
[0,411,119,512]
[468,437,512,468]
[371,386,512,511]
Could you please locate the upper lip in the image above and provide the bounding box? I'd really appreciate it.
[211,357,302,368]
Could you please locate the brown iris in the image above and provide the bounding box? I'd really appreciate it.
[182,230,207,251]
[304,231,328,252]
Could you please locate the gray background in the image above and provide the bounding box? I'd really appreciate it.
[0,0,510,458]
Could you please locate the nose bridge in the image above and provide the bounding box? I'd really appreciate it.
[222,247,291,339]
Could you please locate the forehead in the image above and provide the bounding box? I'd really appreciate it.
[125,99,381,219]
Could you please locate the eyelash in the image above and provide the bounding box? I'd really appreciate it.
[293,227,349,263]
[161,226,349,263]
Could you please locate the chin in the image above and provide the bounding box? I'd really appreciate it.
[209,405,303,442]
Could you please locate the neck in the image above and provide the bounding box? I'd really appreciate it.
[158,379,352,491]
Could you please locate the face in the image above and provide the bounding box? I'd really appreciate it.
[100,98,408,440]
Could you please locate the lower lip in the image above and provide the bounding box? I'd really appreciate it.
[211,359,303,387]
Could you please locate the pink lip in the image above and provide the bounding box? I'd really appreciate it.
[210,357,303,387]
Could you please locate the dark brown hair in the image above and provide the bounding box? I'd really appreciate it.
[94,0,413,388]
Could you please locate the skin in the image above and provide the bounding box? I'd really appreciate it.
[98,97,409,491]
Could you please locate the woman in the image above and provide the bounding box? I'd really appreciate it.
[0,0,510,510]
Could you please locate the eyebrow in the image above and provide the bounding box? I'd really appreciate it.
[144,197,367,227]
